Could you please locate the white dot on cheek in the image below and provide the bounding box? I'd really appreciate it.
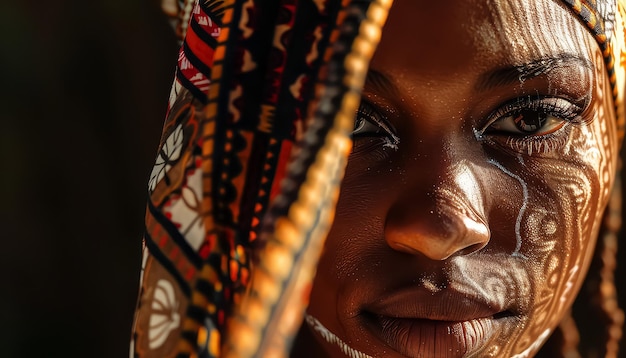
[486,345,500,356]
[525,212,545,243]
[544,220,557,235]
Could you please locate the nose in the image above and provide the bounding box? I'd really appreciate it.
[385,205,490,260]
[384,166,490,260]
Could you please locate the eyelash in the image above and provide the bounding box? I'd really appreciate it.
[352,101,400,150]
[478,96,585,155]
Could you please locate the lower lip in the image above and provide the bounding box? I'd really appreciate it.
[364,314,507,357]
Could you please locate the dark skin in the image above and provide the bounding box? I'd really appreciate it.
[294,0,619,357]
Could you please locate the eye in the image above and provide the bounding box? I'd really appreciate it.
[486,109,568,136]
[353,100,399,144]
[353,115,386,136]
[480,97,582,137]
[478,96,586,155]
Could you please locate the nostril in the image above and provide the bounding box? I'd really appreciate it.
[453,242,486,257]
[390,242,422,255]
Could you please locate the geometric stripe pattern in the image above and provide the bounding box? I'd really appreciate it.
[132,0,351,356]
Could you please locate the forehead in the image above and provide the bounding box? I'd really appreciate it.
[373,0,596,77]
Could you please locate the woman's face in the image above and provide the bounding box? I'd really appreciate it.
[304,0,619,357]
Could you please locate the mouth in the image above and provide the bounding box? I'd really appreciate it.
[361,311,515,357]
[359,289,518,357]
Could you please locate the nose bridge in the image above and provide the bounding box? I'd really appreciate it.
[385,156,491,260]
[445,160,487,220]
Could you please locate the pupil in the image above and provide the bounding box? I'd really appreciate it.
[515,110,547,132]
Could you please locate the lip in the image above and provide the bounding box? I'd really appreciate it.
[362,288,516,357]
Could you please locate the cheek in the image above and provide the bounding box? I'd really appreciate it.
[520,152,600,337]
[312,153,394,280]
[510,97,617,353]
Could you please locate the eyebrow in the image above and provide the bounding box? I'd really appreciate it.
[365,68,399,95]
[475,54,593,92]
[365,54,593,96]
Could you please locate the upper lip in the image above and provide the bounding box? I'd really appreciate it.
[365,286,513,322]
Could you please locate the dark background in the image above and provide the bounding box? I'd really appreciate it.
[2,1,626,357]
[0,0,177,356]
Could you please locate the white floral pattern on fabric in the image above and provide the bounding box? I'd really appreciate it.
[148,279,181,349]
[167,76,183,112]
[163,167,206,250]
[148,124,185,192]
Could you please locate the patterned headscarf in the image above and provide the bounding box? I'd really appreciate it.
[131,1,626,357]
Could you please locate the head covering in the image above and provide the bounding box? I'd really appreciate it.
[132,1,626,357]
[562,0,626,140]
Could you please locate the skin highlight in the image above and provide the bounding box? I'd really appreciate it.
[292,0,619,357]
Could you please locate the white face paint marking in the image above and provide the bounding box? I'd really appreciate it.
[448,256,532,311]
[450,258,505,307]
[559,265,580,310]
[511,329,551,358]
[487,159,528,258]
[305,315,374,358]
[544,220,557,235]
